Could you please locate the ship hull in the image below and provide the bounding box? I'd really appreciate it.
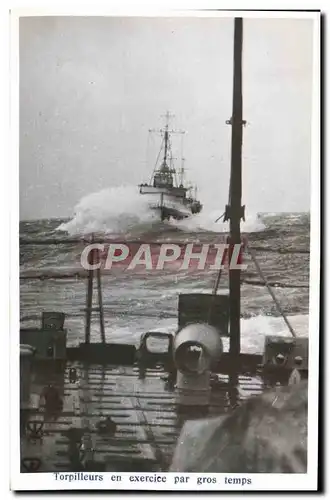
[139,185,202,221]
[158,205,189,221]
[150,203,190,221]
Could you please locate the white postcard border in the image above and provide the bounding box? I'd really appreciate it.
[9,6,321,492]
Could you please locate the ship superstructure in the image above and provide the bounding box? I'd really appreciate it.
[139,112,202,221]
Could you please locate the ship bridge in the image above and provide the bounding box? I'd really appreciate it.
[153,165,174,189]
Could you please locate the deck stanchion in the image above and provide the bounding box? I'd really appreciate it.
[84,235,106,345]
[85,235,94,344]
[96,265,106,344]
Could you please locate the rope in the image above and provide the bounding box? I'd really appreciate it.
[214,212,225,223]
[246,243,297,338]
[207,234,229,322]
[180,132,184,163]
[145,131,151,174]
[208,268,223,323]
[241,278,308,289]
[247,246,309,255]
[149,135,165,185]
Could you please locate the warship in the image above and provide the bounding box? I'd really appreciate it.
[139,112,202,221]
[19,18,308,476]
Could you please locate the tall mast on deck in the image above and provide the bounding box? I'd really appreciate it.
[225,18,245,364]
[149,112,185,174]
[162,111,172,168]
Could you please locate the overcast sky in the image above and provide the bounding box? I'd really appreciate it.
[19,16,314,220]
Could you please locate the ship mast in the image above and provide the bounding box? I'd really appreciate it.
[161,111,174,170]
[162,112,170,168]
[226,18,245,365]
[147,113,186,189]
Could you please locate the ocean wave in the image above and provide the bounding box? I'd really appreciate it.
[57,185,266,236]
[57,185,159,235]
[95,313,309,353]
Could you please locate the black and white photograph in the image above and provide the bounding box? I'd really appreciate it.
[11,8,320,491]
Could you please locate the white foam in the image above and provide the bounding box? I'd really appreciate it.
[58,185,267,235]
[97,313,309,353]
[170,207,266,233]
[57,185,158,235]
[237,313,308,353]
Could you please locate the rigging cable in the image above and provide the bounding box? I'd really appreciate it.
[19,238,309,254]
[149,134,165,185]
[180,133,185,186]
[208,236,300,338]
[215,212,225,223]
[214,153,232,223]
[208,267,224,323]
[211,165,233,290]
[246,242,297,338]
[145,131,151,176]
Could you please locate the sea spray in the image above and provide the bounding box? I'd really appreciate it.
[170,208,266,233]
[57,185,266,235]
[57,185,158,235]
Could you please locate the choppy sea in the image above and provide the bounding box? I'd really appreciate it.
[20,186,310,354]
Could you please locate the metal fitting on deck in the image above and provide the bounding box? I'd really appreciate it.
[173,323,223,407]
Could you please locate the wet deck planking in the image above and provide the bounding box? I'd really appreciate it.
[21,362,265,472]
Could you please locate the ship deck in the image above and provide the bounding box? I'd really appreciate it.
[20,361,265,473]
